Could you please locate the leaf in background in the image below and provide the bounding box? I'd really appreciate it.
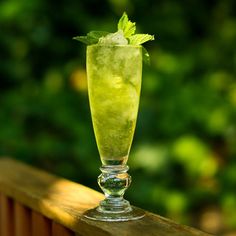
[129,34,155,45]
[118,12,136,38]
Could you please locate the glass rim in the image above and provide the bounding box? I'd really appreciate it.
[87,44,142,48]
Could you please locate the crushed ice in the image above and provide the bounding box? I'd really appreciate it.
[98,30,128,45]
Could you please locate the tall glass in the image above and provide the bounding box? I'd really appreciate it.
[84,45,144,221]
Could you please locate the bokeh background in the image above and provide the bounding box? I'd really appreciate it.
[0,0,236,235]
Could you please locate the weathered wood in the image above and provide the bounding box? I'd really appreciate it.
[14,201,31,236]
[32,211,51,236]
[0,193,2,234]
[52,222,74,236]
[0,192,3,235]
[0,158,212,236]
[0,194,14,236]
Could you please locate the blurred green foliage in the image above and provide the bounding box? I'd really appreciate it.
[0,0,236,234]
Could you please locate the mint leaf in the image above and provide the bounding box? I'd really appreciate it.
[87,31,110,39]
[142,46,151,65]
[73,31,109,45]
[73,36,97,44]
[118,12,136,38]
[129,34,154,45]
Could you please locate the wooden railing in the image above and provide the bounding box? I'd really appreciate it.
[0,158,212,236]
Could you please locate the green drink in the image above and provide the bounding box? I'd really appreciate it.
[87,45,142,166]
[74,12,154,221]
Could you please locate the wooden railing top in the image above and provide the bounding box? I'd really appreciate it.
[0,158,212,236]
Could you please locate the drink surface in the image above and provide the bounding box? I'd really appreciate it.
[87,45,142,165]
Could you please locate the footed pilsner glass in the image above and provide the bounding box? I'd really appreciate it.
[84,45,144,221]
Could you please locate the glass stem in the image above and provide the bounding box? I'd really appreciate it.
[97,165,132,213]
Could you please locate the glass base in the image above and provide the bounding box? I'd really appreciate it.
[83,165,144,222]
[83,206,145,222]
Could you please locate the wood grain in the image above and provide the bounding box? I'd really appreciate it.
[0,194,14,236]
[0,157,212,236]
[14,201,31,236]
[32,211,51,236]
[52,221,74,236]
[0,193,1,234]
[0,193,2,234]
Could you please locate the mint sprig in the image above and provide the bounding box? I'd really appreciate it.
[73,12,155,64]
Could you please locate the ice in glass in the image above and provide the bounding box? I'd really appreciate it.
[87,45,142,166]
